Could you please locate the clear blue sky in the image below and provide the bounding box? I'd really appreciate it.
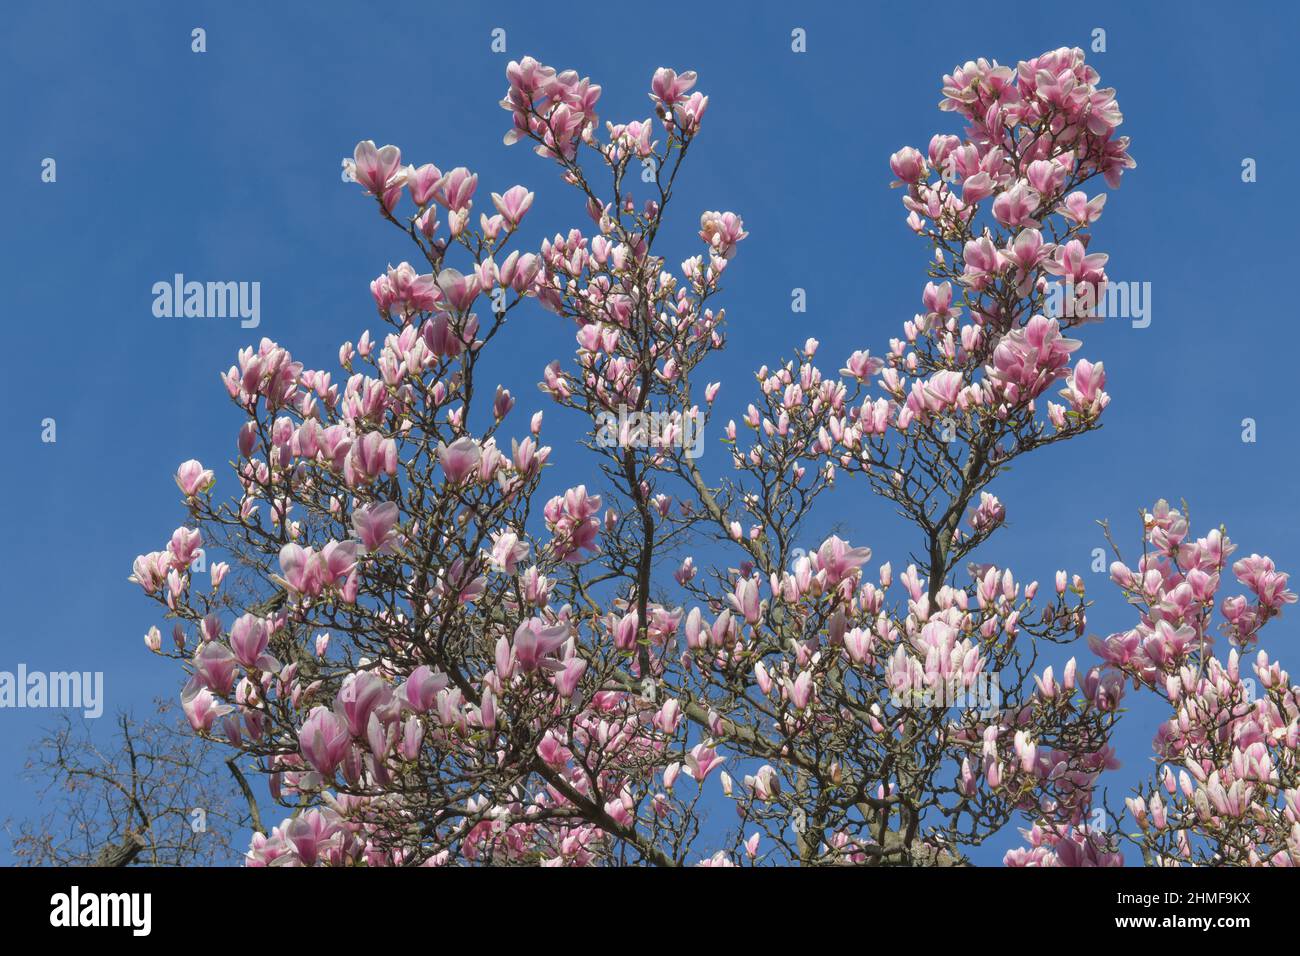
[2,0,1297,865]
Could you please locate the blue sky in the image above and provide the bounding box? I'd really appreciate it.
[2,0,1297,865]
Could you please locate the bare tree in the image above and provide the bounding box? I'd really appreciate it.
[6,699,263,866]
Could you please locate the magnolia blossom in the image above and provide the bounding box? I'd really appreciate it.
[130,49,1299,872]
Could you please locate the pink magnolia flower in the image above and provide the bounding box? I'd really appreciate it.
[433,167,478,212]
[437,437,481,485]
[278,543,325,597]
[1006,228,1046,273]
[175,459,214,497]
[168,527,203,568]
[960,235,1004,287]
[611,610,639,651]
[181,683,232,733]
[840,350,885,381]
[350,140,403,196]
[969,492,1006,534]
[889,146,925,184]
[512,619,570,673]
[1043,238,1108,284]
[192,641,237,695]
[321,540,358,584]
[1059,190,1106,225]
[991,181,1041,228]
[1004,824,1123,867]
[488,529,529,573]
[728,577,762,625]
[229,613,276,670]
[543,486,602,563]
[298,706,352,777]
[552,658,587,698]
[435,268,480,313]
[684,744,725,782]
[960,172,996,205]
[491,185,534,227]
[985,315,1080,403]
[400,665,449,713]
[813,536,872,586]
[335,671,394,737]
[650,67,697,107]
[284,809,343,866]
[353,501,400,552]
[1059,358,1109,417]
[787,671,814,711]
[698,211,747,259]
[406,163,442,206]
[348,432,398,483]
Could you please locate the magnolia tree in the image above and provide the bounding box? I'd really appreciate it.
[130,47,1300,867]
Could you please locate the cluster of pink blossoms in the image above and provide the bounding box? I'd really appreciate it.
[129,47,1300,868]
